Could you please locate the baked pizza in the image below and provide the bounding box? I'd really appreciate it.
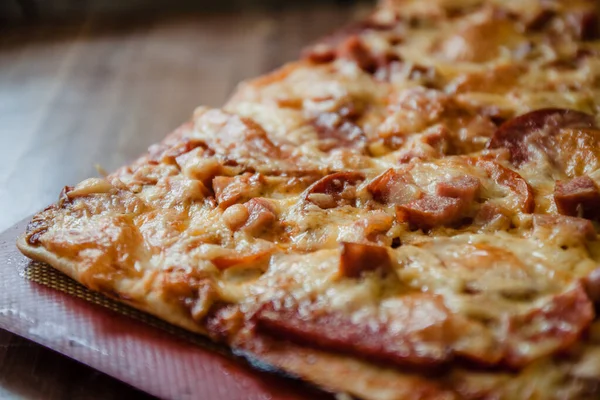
[17,0,600,398]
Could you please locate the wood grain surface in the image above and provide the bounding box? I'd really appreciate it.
[0,3,369,398]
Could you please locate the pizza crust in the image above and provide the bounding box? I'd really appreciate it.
[17,236,208,336]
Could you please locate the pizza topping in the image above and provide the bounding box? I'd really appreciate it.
[19,0,600,395]
[312,34,402,78]
[505,283,595,368]
[255,289,507,369]
[212,173,264,209]
[547,127,600,178]
[584,268,600,303]
[367,168,421,204]
[160,267,217,321]
[554,176,600,219]
[338,35,379,74]
[339,242,392,278]
[564,7,600,41]
[64,178,114,198]
[399,237,596,367]
[532,214,596,243]
[205,305,245,343]
[190,283,219,322]
[195,109,306,173]
[473,159,535,213]
[396,195,466,230]
[25,215,50,246]
[397,126,454,162]
[255,294,455,368]
[525,8,555,32]
[222,204,250,231]
[379,88,448,139]
[197,110,284,159]
[390,174,480,230]
[353,211,395,243]
[211,248,275,271]
[436,11,522,63]
[241,198,278,235]
[488,108,597,168]
[473,203,511,231]
[151,138,206,166]
[380,88,498,156]
[305,171,365,209]
[311,112,367,151]
[435,175,480,203]
[304,43,337,64]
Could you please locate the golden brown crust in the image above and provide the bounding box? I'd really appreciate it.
[17,236,209,336]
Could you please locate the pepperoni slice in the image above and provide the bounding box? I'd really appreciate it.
[305,171,365,209]
[472,159,535,213]
[487,109,596,166]
[436,176,480,203]
[554,176,600,219]
[255,292,506,369]
[396,195,465,230]
[366,168,421,204]
[369,172,481,229]
[255,294,454,368]
[339,242,392,278]
[505,283,594,368]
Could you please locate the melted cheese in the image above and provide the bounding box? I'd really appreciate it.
[20,1,600,399]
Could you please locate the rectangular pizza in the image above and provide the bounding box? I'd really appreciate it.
[16,0,600,398]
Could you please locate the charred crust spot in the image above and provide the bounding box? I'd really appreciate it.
[26,230,47,246]
[26,219,49,246]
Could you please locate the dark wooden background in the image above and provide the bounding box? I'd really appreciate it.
[0,2,370,398]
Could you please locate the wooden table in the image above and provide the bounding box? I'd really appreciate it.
[0,3,368,398]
